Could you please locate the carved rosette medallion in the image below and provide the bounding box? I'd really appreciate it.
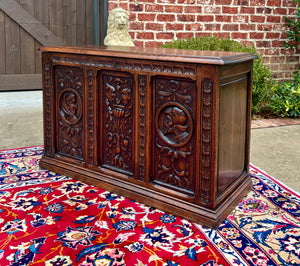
[153,78,196,193]
[156,102,193,148]
[55,67,84,160]
[102,73,134,174]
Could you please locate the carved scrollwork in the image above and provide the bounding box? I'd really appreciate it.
[156,141,192,189]
[102,74,134,173]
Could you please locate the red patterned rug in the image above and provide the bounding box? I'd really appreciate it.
[0,146,299,265]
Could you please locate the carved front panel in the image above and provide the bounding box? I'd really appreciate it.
[55,66,84,160]
[153,77,197,195]
[100,72,134,175]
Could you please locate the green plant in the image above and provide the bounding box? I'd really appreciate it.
[270,71,300,117]
[270,0,300,117]
[161,35,274,114]
[284,0,300,49]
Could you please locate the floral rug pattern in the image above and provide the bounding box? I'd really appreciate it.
[0,146,299,265]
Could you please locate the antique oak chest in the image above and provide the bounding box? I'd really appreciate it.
[39,46,257,228]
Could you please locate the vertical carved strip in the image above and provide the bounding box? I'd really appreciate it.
[138,75,146,180]
[200,78,213,204]
[43,62,52,156]
[87,69,95,166]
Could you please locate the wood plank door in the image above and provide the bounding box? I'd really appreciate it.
[0,0,106,91]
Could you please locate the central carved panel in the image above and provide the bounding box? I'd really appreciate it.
[100,72,134,175]
[153,77,197,194]
[55,66,84,160]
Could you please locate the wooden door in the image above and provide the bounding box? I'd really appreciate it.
[0,0,106,91]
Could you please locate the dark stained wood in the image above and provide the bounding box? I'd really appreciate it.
[39,46,257,228]
[0,74,42,91]
[0,0,63,46]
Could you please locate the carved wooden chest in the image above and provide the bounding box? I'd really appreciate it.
[39,46,256,228]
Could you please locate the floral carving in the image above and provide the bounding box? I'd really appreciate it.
[102,74,133,173]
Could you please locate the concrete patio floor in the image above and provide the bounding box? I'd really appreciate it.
[0,91,299,193]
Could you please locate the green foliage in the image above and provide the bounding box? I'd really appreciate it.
[271,0,300,117]
[284,0,300,49]
[270,71,300,117]
[161,35,274,114]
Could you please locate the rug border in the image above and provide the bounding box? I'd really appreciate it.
[250,163,300,198]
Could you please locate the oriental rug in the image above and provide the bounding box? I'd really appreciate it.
[0,146,299,266]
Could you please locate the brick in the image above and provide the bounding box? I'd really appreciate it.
[222,6,238,14]
[157,0,176,3]
[197,15,214,22]
[214,32,231,39]
[256,7,272,14]
[129,3,144,12]
[240,7,255,14]
[185,23,204,31]
[233,15,249,23]
[266,32,280,39]
[251,15,266,23]
[138,13,156,21]
[197,0,213,4]
[267,16,281,23]
[145,4,163,12]
[129,13,137,22]
[240,24,256,31]
[166,23,184,31]
[267,0,281,6]
[136,32,154,39]
[165,5,184,13]
[178,15,196,22]
[272,40,284,47]
[178,0,196,3]
[256,41,271,48]
[240,40,254,47]
[231,32,248,39]
[185,6,202,13]
[134,41,144,47]
[285,56,299,63]
[250,32,264,39]
[216,0,232,4]
[129,22,144,31]
[145,41,162,48]
[233,0,249,4]
[205,24,221,31]
[215,15,232,22]
[176,32,194,39]
[156,32,174,39]
[250,0,266,6]
[273,8,287,15]
[257,24,273,31]
[157,14,175,22]
[264,48,279,55]
[146,23,164,31]
[204,6,221,14]
[223,24,239,31]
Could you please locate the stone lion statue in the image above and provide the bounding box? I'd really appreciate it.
[104,7,134,47]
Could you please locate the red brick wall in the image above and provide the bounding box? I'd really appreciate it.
[108,0,300,81]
